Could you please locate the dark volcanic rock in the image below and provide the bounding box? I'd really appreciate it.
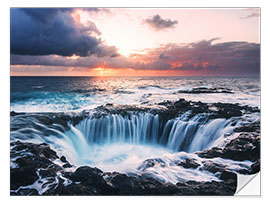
[11,188,39,196]
[11,141,58,160]
[10,98,258,195]
[10,140,238,196]
[60,156,73,168]
[251,160,260,174]
[178,87,233,94]
[176,158,201,169]
[110,173,142,195]
[10,111,25,116]
[161,99,258,120]
[137,158,166,171]
[63,163,73,168]
[201,160,226,174]
[60,156,68,163]
[11,162,39,190]
[198,131,260,164]
[70,166,104,184]
[10,141,63,193]
[87,98,259,124]
[50,166,117,195]
[185,180,236,195]
[219,171,237,182]
[177,170,237,196]
[234,122,260,133]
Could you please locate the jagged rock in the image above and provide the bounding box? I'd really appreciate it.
[234,122,260,133]
[11,188,39,196]
[11,163,39,190]
[60,156,68,163]
[178,87,233,94]
[10,98,260,195]
[10,141,63,192]
[251,160,260,174]
[176,158,200,169]
[10,111,25,116]
[10,140,238,196]
[137,158,166,171]
[201,161,226,173]
[197,131,260,163]
[63,163,73,168]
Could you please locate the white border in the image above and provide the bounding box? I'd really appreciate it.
[2,0,269,202]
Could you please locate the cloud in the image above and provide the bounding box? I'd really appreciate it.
[11,39,260,75]
[10,8,119,57]
[242,12,260,19]
[159,53,170,59]
[10,54,171,71]
[173,63,219,71]
[241,8,260,19]
[155,40,260,74]
[144,15,178,31]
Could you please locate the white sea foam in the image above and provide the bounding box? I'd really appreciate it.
[10,77,260,112]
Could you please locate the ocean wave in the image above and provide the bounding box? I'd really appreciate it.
[31,85,44,89]
[138,85,165,90]
[70,88,106,94]
[114,90,135,94]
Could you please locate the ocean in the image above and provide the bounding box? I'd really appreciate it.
[11,76,260,112]
[10,76,261,195]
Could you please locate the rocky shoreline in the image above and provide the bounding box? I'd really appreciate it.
[10,98,260,195]
[11,141,239,196]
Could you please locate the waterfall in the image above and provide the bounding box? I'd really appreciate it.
[73,112,236,152]
[11,111,241,173]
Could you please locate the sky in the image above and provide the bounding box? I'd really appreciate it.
[10,8,260,76]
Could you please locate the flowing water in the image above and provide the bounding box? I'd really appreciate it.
[11,76,260,112]
[10,76,260,185]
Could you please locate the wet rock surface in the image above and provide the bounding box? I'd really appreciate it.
[10,141,60,191]
[10,98,260,196]
[10,141,238,196]
[175,158,201,169]
[83,98,260,127]
[197,122,260,173]
[10,98,259,127]
[177,87,233,94]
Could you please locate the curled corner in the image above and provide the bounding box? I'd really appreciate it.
[235,172,261,195]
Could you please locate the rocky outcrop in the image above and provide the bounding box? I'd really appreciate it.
[10,141,60,191]
[10,98,260,196]
[176,158,201,169]
[10,141,238,196]
[177,87,233,94]
[90,98,259,124]
[47,167,117,195]
[197,122,260,174]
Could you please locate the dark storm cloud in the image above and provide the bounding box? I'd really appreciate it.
[11,54,171,71]
[158,39,260,74]
[10,8,118,57]
[144,15,178,31]
[11,54,104,67]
